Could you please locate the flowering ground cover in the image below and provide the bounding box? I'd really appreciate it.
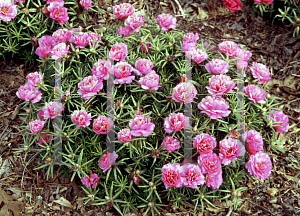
[0,0,300,216]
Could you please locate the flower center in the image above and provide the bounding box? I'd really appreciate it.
[1,8,8,13]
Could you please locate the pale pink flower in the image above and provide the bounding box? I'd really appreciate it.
[244,130,264,156]
[81,175,90,187]
[205,59,230,74]
[13,0,25,3]
[47,2,69,25]
[250,62,271,84]
[0,0,18,22]
[109,42,128,62]
[38,133,52,146]
[89,172,100,188]
[235,48,246,70]
[219,138,245,165]
[125,14,144,33]
[43,0,64,4]
[245,151,272,180]
[138,71,161,90]
[113,3,134,19]
[16,84,42,104]
[71,110,92,128]
[172,82,197,103]
[132,58,154,76]
[42,101,64,119]
[218,40,239,58]
[129,114,155,137]
[197,152,222,176]
[183,33,199,43]
[117,27,132,37]
[161,136,180,152]
[193,133,217,155]
[29,120,45,134]
[98,151,118,173]
[38,35,58,49]
[140,39,150,53]
[161,163,183,189]
[92,59,111,81]
[206,171,223,189]
[87,33,101,47]
[77,75,103,100]
[35,46,52,59]
[51,43,70,60]
[185,49,208,64]
[244,85,266,104]
[93,116,113,135]
[52,29,72,43]
[80,0,92,10]
[206,74,236,95]
[268,110,289,133]
[69,32,89,48]
[112,62,135,84]
[181,164,205,189]
[164,113,190,133]
[181,42,196,52]
[26,72,43,86]
[198,96,231,119]
[117,128,131,143]
[156,14,176,31]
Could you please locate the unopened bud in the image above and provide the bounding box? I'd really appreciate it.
[148,202,153,207]
[105,196,110,201]
[44,156,52,163]
[88,194,93,199]
[23,147,28,151]
[135,169,140,175]
[68,154,73,159]
[22,7,29,15]
[46,147,51,151]
[116,114,120,118]
[63,132,68,136]
[149,182,154,187]
[180,138,183,142]
[120,104,124,108]
[164,79,168,82]
[297,18,300,24]
[193,126,197,132]
[151,149,160,158]
[268,120,273,126]
[293,22,298,27]
[76,48,80,53]
[26,108,30,113]
[262,108,267,113]
[157,113,161,116]
[266,94,271,99]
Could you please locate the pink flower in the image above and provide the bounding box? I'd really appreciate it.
[47,2,69,25]
[117,128,131,143]
[109,42,128,62]
[205,59,230,74]
[93,116,114,135]
[29,120,45,134]
[222,0,243,12]
[181,42,196,52]
[138,71,161,90]
[69,32,89,48]
[140,39,150,53]
[98,151,118,173]
[206,171,223,189]
[254,0,273,4]
[35,46,52,59]
[92,59,111,81]
[0,0,18,22]
[172,82,197,103]
[161,163,183,189]
[219,138,245,165]
[13,0,25,3]
[235,48,246,70]
[51,43,70,60]
[16,84,42,104]
[89,172,100,188]
[113,3,134,19]
[26,72,43,86]
[244,130,264,156]
[185,49,208,64]
[38,110,44,119]
[38,35,58,49]
[181,164,205,189]
[164,113,190,133]
[156,14,176,31]
[129,114,155,137]
[112,62,135,84]
[80,0,92,10]
[218,40,239,58]
[38,133,51,146]
[268,110,289,133]
[245,151,272,180]
[197,152,222,176]
[125,14,144,33]
[250,62,271,84]
[183,33,199,43]
[132,58,154,76]
[87,33,101,47]
[71,110,92,128]
[77,75,103,100]
[117,27,132,37]
[42,101,64,119]
[161,136,180,152]
[193,133,217,155]
[244,85,266,104]
[43,0,64,4]
[206,74,236,95]
[81,175,90,187]
[52,29,72,43]
[198,96,231,119]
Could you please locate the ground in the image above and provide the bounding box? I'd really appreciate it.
[0,0,300,215]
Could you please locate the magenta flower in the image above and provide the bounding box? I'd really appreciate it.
[51,43,70,60]
[69,32,89,48]
[193,133,217,155]
[109,43,128,62]
[81,172,100,188]
[205,59,230,75]
[26,72,43,86]
[29,120,45,134]
[47,2,69,25]
[244,85,266,104]
[16,84,42,104]
[35,46,52,59]
[80,0,92,10]
[112,62,135,84]
[268,110,289,133]
[161,136,180,152]
[156,14,176,31]
[43,0,64,4]
[219,138,245,165]
[87,33,101,48]
[245,151,272,180]
[181,42,196,52]
[81,175,90,187]
[218,40,239,58]
[164,113,190,133]
[93,116,113,135]
[206,171,223,189]
[52,29,72,43]
[92,59,112,81]
[113,3,134,19]
[71,110,92,128]
[42,102,64,119]
[161,163,183,189]
[77,75,103,100]
[38,35,58,49]
[38,110,44,119]
[98,151,119,173]
[250,62,271,84]
[183,33,199,43]
[138,71,161,90]
[197,152,222,176]
[125,14,144,33]
[117,27,132,37]
[185,49,208,64]
[181,164,205,189]
[117,128,132,143]
[129,114,155,137]
[244,130,264,156]
[38,133,51,146]
[140,39,150,53]
[0,0,17,22]
[198,96,231,119]
[132,58,155,76]
[172,82,197,104]
[206,74,236,96]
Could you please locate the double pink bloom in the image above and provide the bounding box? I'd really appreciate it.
[268,110,289,133]
[93,116,114,135]
[244,85,266,104]
[92,59,111,81]
[0,0,18,22]
[47,2,69,25]
[71,110,92,128]
[172,82,197,103]
[29,120,45,134]
[198,96,231,119]
[16,83,42,104]
[129,114,155,137]
[138,71,161,91]
[98,151,118,173]
[246,151,272,180]
[117,128,132,143]
[205,59,230,75]
[132,58,155,76]
[80,0,92,10]
[244,130,264,156]
[42,101,64,119]
[250,62,271,84]
[181,32,199,52]
[219,138,245,165]
[112,62,135,84]
[125,14,144,33]
[109,43,128,62]
[185,49,208,64]
[156,14,176,31]
[161,136,180,152]
[206,74,236,96]
[77,76,103,100]
[113,3,134,19]
[193,133,217,155]
[81,172,100,188]
[164,113,190,133]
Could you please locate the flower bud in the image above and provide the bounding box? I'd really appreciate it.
[88,194,93,199]
[135,169,140,175]
[42,7,50,17]
[157,113,161,117]
[262,108,267,113]
[149,182,154,187]
[120,104,124,108]
[193,126,197,132]
[164,79,168,82]
[46,147,51,151]
[148,202,153,207]
[116,114,120,118]
[76,48,80,53]
[151,149,160,158]
[293,23,298,27]
[105,196,110,201]
[44,156,52,163]
[124,142,129,147]
[266,94,271,99]
[26,108,30,113]
[297,18,300,24]
[22,8,29,16]
[23,147,28,151]
[180,138,183,142]
[68,154,73,159]
[30,35,38,47]
[167,55,175,62]
[63,132,68,136]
